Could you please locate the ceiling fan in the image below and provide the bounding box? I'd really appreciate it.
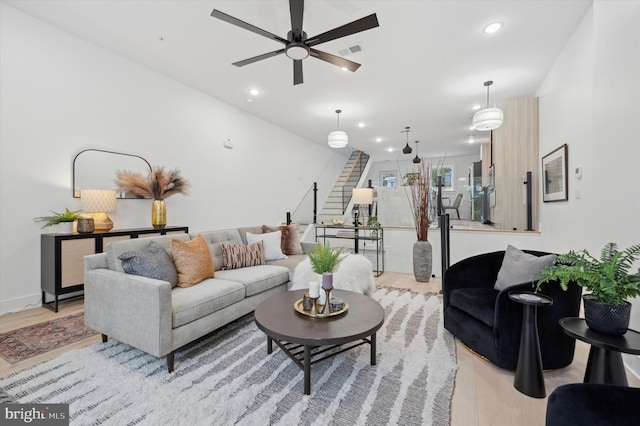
[211,0,379,85]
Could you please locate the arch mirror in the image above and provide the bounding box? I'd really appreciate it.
[73,149,151,198]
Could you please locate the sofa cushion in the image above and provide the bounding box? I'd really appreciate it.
[171,278,245,328]
[267,254,308,282]
[262,224,304,255]
[171,235,214,287]
[221,242,265,270]
[215,265,289,297]
[494,245,557,291]
[246,231,287,261]
[118,241,178,287]
[197,230,243,271]
[106,234,190,272]
[449,287,499,328]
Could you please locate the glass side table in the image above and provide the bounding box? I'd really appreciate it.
[508,291,553,398]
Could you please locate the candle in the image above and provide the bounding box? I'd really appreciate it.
[309,281,319,298]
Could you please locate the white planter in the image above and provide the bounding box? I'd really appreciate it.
[57,222,73,234]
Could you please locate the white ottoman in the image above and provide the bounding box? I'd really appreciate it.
[289,254,376,296]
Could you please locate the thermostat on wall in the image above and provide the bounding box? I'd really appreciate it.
[223,139,234,149]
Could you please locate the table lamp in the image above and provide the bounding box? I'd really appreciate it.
[81,189,117,231]
[352,188,373,226]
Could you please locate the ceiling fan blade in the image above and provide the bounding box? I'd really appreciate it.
[233,49,285,67]
[289,0,304,40]
[307,13,379,47]
[211,9,288,45]
[293,60,304,85]
[310,48,361,72]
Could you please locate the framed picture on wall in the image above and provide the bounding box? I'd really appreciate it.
[542,144,568,202]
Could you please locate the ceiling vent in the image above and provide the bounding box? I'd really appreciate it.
[339,45,363,57]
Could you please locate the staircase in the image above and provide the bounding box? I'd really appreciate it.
[317,150,370,224]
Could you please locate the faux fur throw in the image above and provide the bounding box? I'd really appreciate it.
[289,254,376,296]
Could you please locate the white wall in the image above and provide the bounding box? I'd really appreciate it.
[537,1,640,377]
[0,4,348,314]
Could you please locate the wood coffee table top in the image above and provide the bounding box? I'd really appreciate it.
[254,289,384,346]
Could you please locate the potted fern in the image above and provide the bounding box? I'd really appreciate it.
[536,242,640,335]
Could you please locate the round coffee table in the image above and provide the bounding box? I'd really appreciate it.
[254,289,384,395]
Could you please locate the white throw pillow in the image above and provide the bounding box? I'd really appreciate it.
[494,245,557,291]
[246,231,287,261]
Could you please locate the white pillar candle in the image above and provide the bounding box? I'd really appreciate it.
[309,281,320,298]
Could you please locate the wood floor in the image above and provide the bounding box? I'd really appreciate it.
[1,272,638,425]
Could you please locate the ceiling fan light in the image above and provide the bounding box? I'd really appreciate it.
[472,107,504,131]
[328,130,348,148]
[285,44,310,60]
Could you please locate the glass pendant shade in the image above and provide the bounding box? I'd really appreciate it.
[328,130,348,148]
[472,107,503,131]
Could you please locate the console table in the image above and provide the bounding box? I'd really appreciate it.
[315,224,384,276]
[41,226,188,312]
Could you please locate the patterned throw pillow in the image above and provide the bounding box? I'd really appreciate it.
[262,224,304,255]
[118,241,178,288]
[171,234,214,287]
[221,241,265,270]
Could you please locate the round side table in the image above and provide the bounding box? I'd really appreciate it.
[559,317,640,386]
[509,291,553,398]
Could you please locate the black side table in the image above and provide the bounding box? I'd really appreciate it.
[559,317,640,386]
[509,291,553,398]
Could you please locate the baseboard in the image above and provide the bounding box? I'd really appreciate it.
[0,293,42,316]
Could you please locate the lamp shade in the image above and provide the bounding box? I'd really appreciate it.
[352,188,373,205]
[81,189,117,213]
[472,107,503,131]
[328,130,348,148]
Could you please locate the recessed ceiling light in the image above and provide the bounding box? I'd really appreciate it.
[340,67,349,72]
[469,125,476,130]
[387,147,394,152]
[246,98,254,103]
[375,137,382,143]
[472,104,482,110]
[358,122,365,128]
[249,88,260,96]
[483,22,503,34]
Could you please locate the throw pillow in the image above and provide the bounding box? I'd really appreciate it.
[171,234,214,287]
[494,245,557,291]
[262,224,304,255]
[246,231,287,261]
[221,241,265,270]
[118,241,178,288]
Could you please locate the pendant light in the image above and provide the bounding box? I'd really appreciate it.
[327,109,348,148]
[401,126,412,154]
[472,80,503,131]
[413,141,421,163]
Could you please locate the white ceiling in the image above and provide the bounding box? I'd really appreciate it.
[5,0,592,161]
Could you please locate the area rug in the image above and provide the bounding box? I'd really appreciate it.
[0,312,97,364]
[0,288,457,425]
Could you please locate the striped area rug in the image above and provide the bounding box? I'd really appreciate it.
[0,288,457,425]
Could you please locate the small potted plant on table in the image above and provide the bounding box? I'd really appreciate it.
[536,242,640,335]
[308,242,344,312]
[34,208,83,233]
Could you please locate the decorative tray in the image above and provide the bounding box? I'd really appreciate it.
[294,298,349,318]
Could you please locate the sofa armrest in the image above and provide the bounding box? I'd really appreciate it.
[84,268,173,357]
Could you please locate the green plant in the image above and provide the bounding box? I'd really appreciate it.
[308,242,344,274]
[368,215,381,239]
[34,208,83,228]
[536,242,640,306]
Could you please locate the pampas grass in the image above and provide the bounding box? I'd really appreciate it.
[115,167,189,200]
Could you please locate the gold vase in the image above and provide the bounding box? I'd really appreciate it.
[151,199,166,228]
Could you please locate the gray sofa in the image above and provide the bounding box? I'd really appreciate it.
[84,226,309,372]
